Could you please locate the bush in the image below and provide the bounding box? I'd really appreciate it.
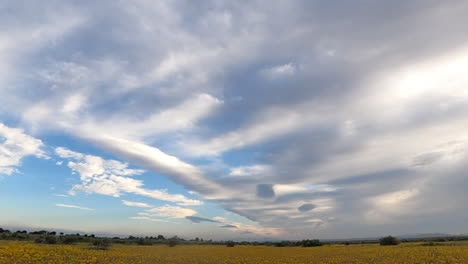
[61,236,78,244]
[136,238,153,246]
[45,236,57,244]
[301,239,322,247]
[226,241,236,247]
[91,239,111,250]
[34,238,44,244]
[379,236,400,246]
[168,236,179,247]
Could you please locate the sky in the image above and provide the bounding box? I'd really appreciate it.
[1,0,468,240]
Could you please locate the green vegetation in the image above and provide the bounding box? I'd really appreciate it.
[380,236,400,246]
[2,226,468,250]
[91,238,112,250]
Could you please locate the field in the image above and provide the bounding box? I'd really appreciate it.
[1,241,468,264]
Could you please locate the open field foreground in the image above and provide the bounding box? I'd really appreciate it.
[1,242,468,264]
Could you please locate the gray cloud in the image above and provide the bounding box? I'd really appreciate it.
[220,224,237,228]
[298,204,316,212]
[185,216,219,224]
[412,152,444,167]
[256,184,275,199]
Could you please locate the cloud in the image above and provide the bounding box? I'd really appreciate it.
[122,200,152,208]
[220,224,237,228]
[3,0,468,239]
[54,194,70,198]
[80,136,223,197]
[55,203,94,211]
[256,184,275,199]
[0,123,47,175]
[145,205,197,219]
[78,93,222,140]
[181,108,309,156]
[130,216,168,222]
[56,147,202,206]
[55,147,85,160]
[229,165,271,177]
[298,204,316,212]
[261,63,298,78]
[185,216,219,223]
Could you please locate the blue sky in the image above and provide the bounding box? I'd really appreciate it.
[1,0,468,240]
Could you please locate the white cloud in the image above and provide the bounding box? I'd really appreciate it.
[214,215,282,236]
[372,189,419,208]
[55,203,94,211]
[0,123,47,175]
[56,147,203,206]
[54,194,70,197]
[145,205,197,219]
[229,165,271,177]
[182,107,310,156]
[273,184,336,196]
[122,200,152,208]
[212,216,227,222]
[55,147,85,160]
[130,216,168,222]
[365,189,420,224]
[79,93,222,140]
[261,63,297,78]
[84,135,223,197]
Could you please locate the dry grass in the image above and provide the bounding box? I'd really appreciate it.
[1,240,468,263]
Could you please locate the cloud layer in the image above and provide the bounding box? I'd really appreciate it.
[2,0,468,239]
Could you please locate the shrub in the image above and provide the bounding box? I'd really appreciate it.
[62,236,78,244]
[45,236,57,244]
[34,238,44,244]
[301,239,322,247]
[379,236,400,246]
[136,238,153,246]
[168,236,179,247]
[91,239,111,250]
[226,241,236,247]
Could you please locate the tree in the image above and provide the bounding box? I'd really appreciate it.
[136,238,152,246]
[168,236,179,247]
[45,236,57,244]
[226,241,236,247]
[91,239,111,250]
[301,239,322,247]
[379,236,400,246]
[61,236,78,244]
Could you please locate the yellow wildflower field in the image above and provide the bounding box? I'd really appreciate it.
[1,241,468,264]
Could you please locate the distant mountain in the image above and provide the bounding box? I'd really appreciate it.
[397,233,454,239]
[322,233,467,243]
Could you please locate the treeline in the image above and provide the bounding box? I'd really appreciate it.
[0,228,188,247]
[399,236,468,243]
[0,227,324,248]
[6,227,464,248]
